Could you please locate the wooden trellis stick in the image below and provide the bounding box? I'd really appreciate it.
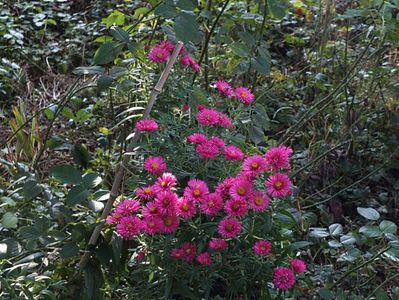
[77,41,184,271]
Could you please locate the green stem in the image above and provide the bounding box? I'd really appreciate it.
[366,272,399,299]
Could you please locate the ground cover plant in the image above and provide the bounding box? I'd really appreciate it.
[1,0,399,299]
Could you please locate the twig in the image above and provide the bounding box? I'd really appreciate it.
[76,42,184,272]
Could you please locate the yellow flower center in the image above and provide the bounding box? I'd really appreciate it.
[182,203,189,211]
[251,162,259,170]
[274,181,283,189]
[164,217,172,226]
[144,188,152,194]
[240,92,248,98]
[226,224,233,231]
[254,197,263,205]
[151,162,159,169]
[237,187,246,196]
[161,181,167,187]
[193,189,201,196]
[232,203,240,210]
[148,221,155,228]
[208,200,214,207]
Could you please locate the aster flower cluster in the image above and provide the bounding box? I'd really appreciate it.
[215,80,255,105]
[148,39,200,72]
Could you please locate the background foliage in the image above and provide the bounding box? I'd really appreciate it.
[1,0,399,299]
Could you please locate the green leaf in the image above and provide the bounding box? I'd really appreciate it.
[251,55,270,75]
[103,10,125,28]
[93,42,122,65]
[97,75,114,91]
[319,288,335,300]
[379,220,397,234]
[174,12,201,44]
[73,66,105,75]
[110,26,130,43]
[82,173,102,189]
[269,0,288,19]
[60,242,79,259]
[155,4,178,18]
[357,207,380,220]
[289,241,313,250]
[23,179,43,200]
[50,165,82,184]
[329,223,343,236]
[248,126,264,145]
[340,234,356,245]
[72,145,91,168]
[374,287,390,300]
[0,239,22,259]
[66,185,89,206]
[177,0,197,10]
[309,228,330,238]
[359,225,382,237]
[19,226,41,240]
[1,212,18,229]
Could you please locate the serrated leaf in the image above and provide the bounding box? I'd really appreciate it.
[174,12,201,44]
[50,165,82,184]
[357,207,380,220]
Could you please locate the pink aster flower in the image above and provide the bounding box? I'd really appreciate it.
[215,80,234,97]
[160,214,180,234]
[218,112,233,129]
[181,242,196,263]
[215,177,237,199]
[197,104,206,111]
[197,108,220,126]
[106,212,123,225]
[265,173,292,198]
[183,179,209,202]
[180,54,193,66]
[142,201,160,218]
[157,40,175,52]
[224,198,248,217]
[153,173,177,192]
[176,197,196,219]
[209,239,228,251]
[218,217,241,238]
[253,240,272,256]
[242,155,267,176]
[197,252,212,266]
[136,119,158,133]
[135,186,155,201]
[154,191,178,215]
[148,46,170,63]
[187,132,208,144]
[115,199,141,215]
[182,104,190,111]
[265,146,293,171]
[249,191,270,212]
[273,267,296,290]
[190,61,200,72]
[116,216,142,239]
[143,216,162,235]
[290,258,307,273]
[170,248,184,259]
[196,140,220,159]
[235,86,255,105]
[143,156,167,175]
[223,145,244,161]
[200,192,223,215]
[229,179,253,200]
[209,136,225,148]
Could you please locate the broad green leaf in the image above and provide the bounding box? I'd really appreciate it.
[340,234,356,245]
[174,12,201,44]
[110,26,130,43]
[1,212,18,229]
[97,75,114,91]
[19,226,41,240]
[379,220,397,234]
[155,4,178,18]
[251,55,270,75]
[93,42,122,65]
[0,239,22,259]
[357,207,380,220]
[359,225,382,237]
[289,241,313,250]
[50,165,82,184]
[177,0,197,10]
[269,0,288,19]
[319,288,335,300]
[329,223,343,236]
[72,145,91,168]
[23,179,43,200]
[309,228,330,238]
[103,10,125,28]
[374,287,390,300]
[82,173,102,189]
[66,185,89,206]
[60,242,79,259]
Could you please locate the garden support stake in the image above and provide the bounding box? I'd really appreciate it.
[77,41,184,272]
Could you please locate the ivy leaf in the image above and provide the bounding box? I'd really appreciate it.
[357,207,380,220]
[1,212,18,229]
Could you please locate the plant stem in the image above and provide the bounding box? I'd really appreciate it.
[76,42,184,272]
[366,272,399,299]
[331,246,391,289]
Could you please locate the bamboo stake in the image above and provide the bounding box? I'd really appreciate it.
[77,42,184,271]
